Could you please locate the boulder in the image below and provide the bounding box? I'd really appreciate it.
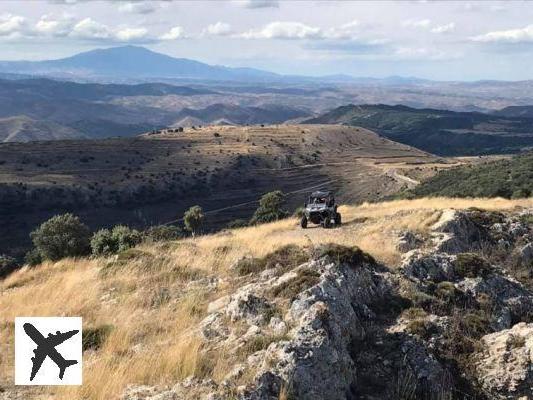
[475,322,533,399]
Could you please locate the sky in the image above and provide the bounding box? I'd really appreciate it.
[1,0,533,81]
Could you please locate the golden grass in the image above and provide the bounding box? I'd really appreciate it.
[1,197,531,399]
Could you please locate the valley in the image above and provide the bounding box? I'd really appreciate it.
[0,124,454,258]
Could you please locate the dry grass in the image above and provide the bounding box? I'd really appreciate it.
[0,197,531,399]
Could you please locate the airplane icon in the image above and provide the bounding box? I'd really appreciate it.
[23,322,79,381]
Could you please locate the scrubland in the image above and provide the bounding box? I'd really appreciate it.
[1,197,532,399]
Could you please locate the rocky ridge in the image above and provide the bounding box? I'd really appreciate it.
[123,208,533,400]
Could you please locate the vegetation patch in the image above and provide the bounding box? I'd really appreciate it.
[269,268,320,299]
[82,324,113,351]
[400,152,533,199]
[234,245,309,276]
[239,333,289,357]
[454,253,492,279]
[313,243,376,266]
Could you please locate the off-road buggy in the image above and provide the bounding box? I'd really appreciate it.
[300,190,341,229]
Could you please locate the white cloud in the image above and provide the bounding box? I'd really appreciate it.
[240,20,365,41]
[241,21,322,40]
[431,22,455,34]
[115,27,148,42]
[159,26,186,40]
[471,25,533,44]
[324,20,359,40]
[235,0,279,9]
[71,17,111,40]
[402,19,431,29]
[0,14,27,37]
[205,22,232,36]
[118,2,158,15]
[69,18,150,42]
[35,14,75,37]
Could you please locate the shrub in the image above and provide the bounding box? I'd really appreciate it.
[313,243,376,266]
[91,225,142,256]
[184,205,205,236]
[293,207,305,219]
[233,245,309,276]
[82,324,113,351]
[30,213,90,261]
[145,225,183,242]
[250,190,288,225]
[226,219,248,229]
[270,268,320,299]
[0,255,18,279]
[454,253,492,278]
[24,249,43,267]
[405,319,437,339]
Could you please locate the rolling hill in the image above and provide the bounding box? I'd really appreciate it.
[0,124,449,257]
[305,104,533,156]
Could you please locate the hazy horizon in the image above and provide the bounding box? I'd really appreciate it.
[1,0,533,81]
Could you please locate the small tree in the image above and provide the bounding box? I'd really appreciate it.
[184,205,204,236]
[30,213,91,261]
[250,190,288,225]
[91,225,142,256]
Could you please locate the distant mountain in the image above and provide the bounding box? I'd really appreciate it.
[305,104,533,156]
[0,46,280,82]
[493,105,533,119]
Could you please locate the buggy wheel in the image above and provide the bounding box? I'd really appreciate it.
[335,212,342,226]
[300,216,308,229]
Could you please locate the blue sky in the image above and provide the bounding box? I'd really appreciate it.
[1,0,533,81]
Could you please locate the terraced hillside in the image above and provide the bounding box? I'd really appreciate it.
[0,124,452,257]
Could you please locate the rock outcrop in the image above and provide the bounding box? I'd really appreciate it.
[475,322,533,399]
[122,208,533,400]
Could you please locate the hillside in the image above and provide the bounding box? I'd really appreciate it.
[0,124,452,257]
[494,105,533,119]
[305,104,533,155]
[401,152,533,199]
[0,116,86,142]
[1,198,532,399]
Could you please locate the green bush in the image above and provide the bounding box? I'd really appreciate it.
[24,249,43,267]
[145,225,183,242]
[30,213,90,261]
[250,190,288,225]
[184,205,205,236]
[91,225,142,256]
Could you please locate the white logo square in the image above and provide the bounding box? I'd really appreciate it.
[15,317,82,385]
